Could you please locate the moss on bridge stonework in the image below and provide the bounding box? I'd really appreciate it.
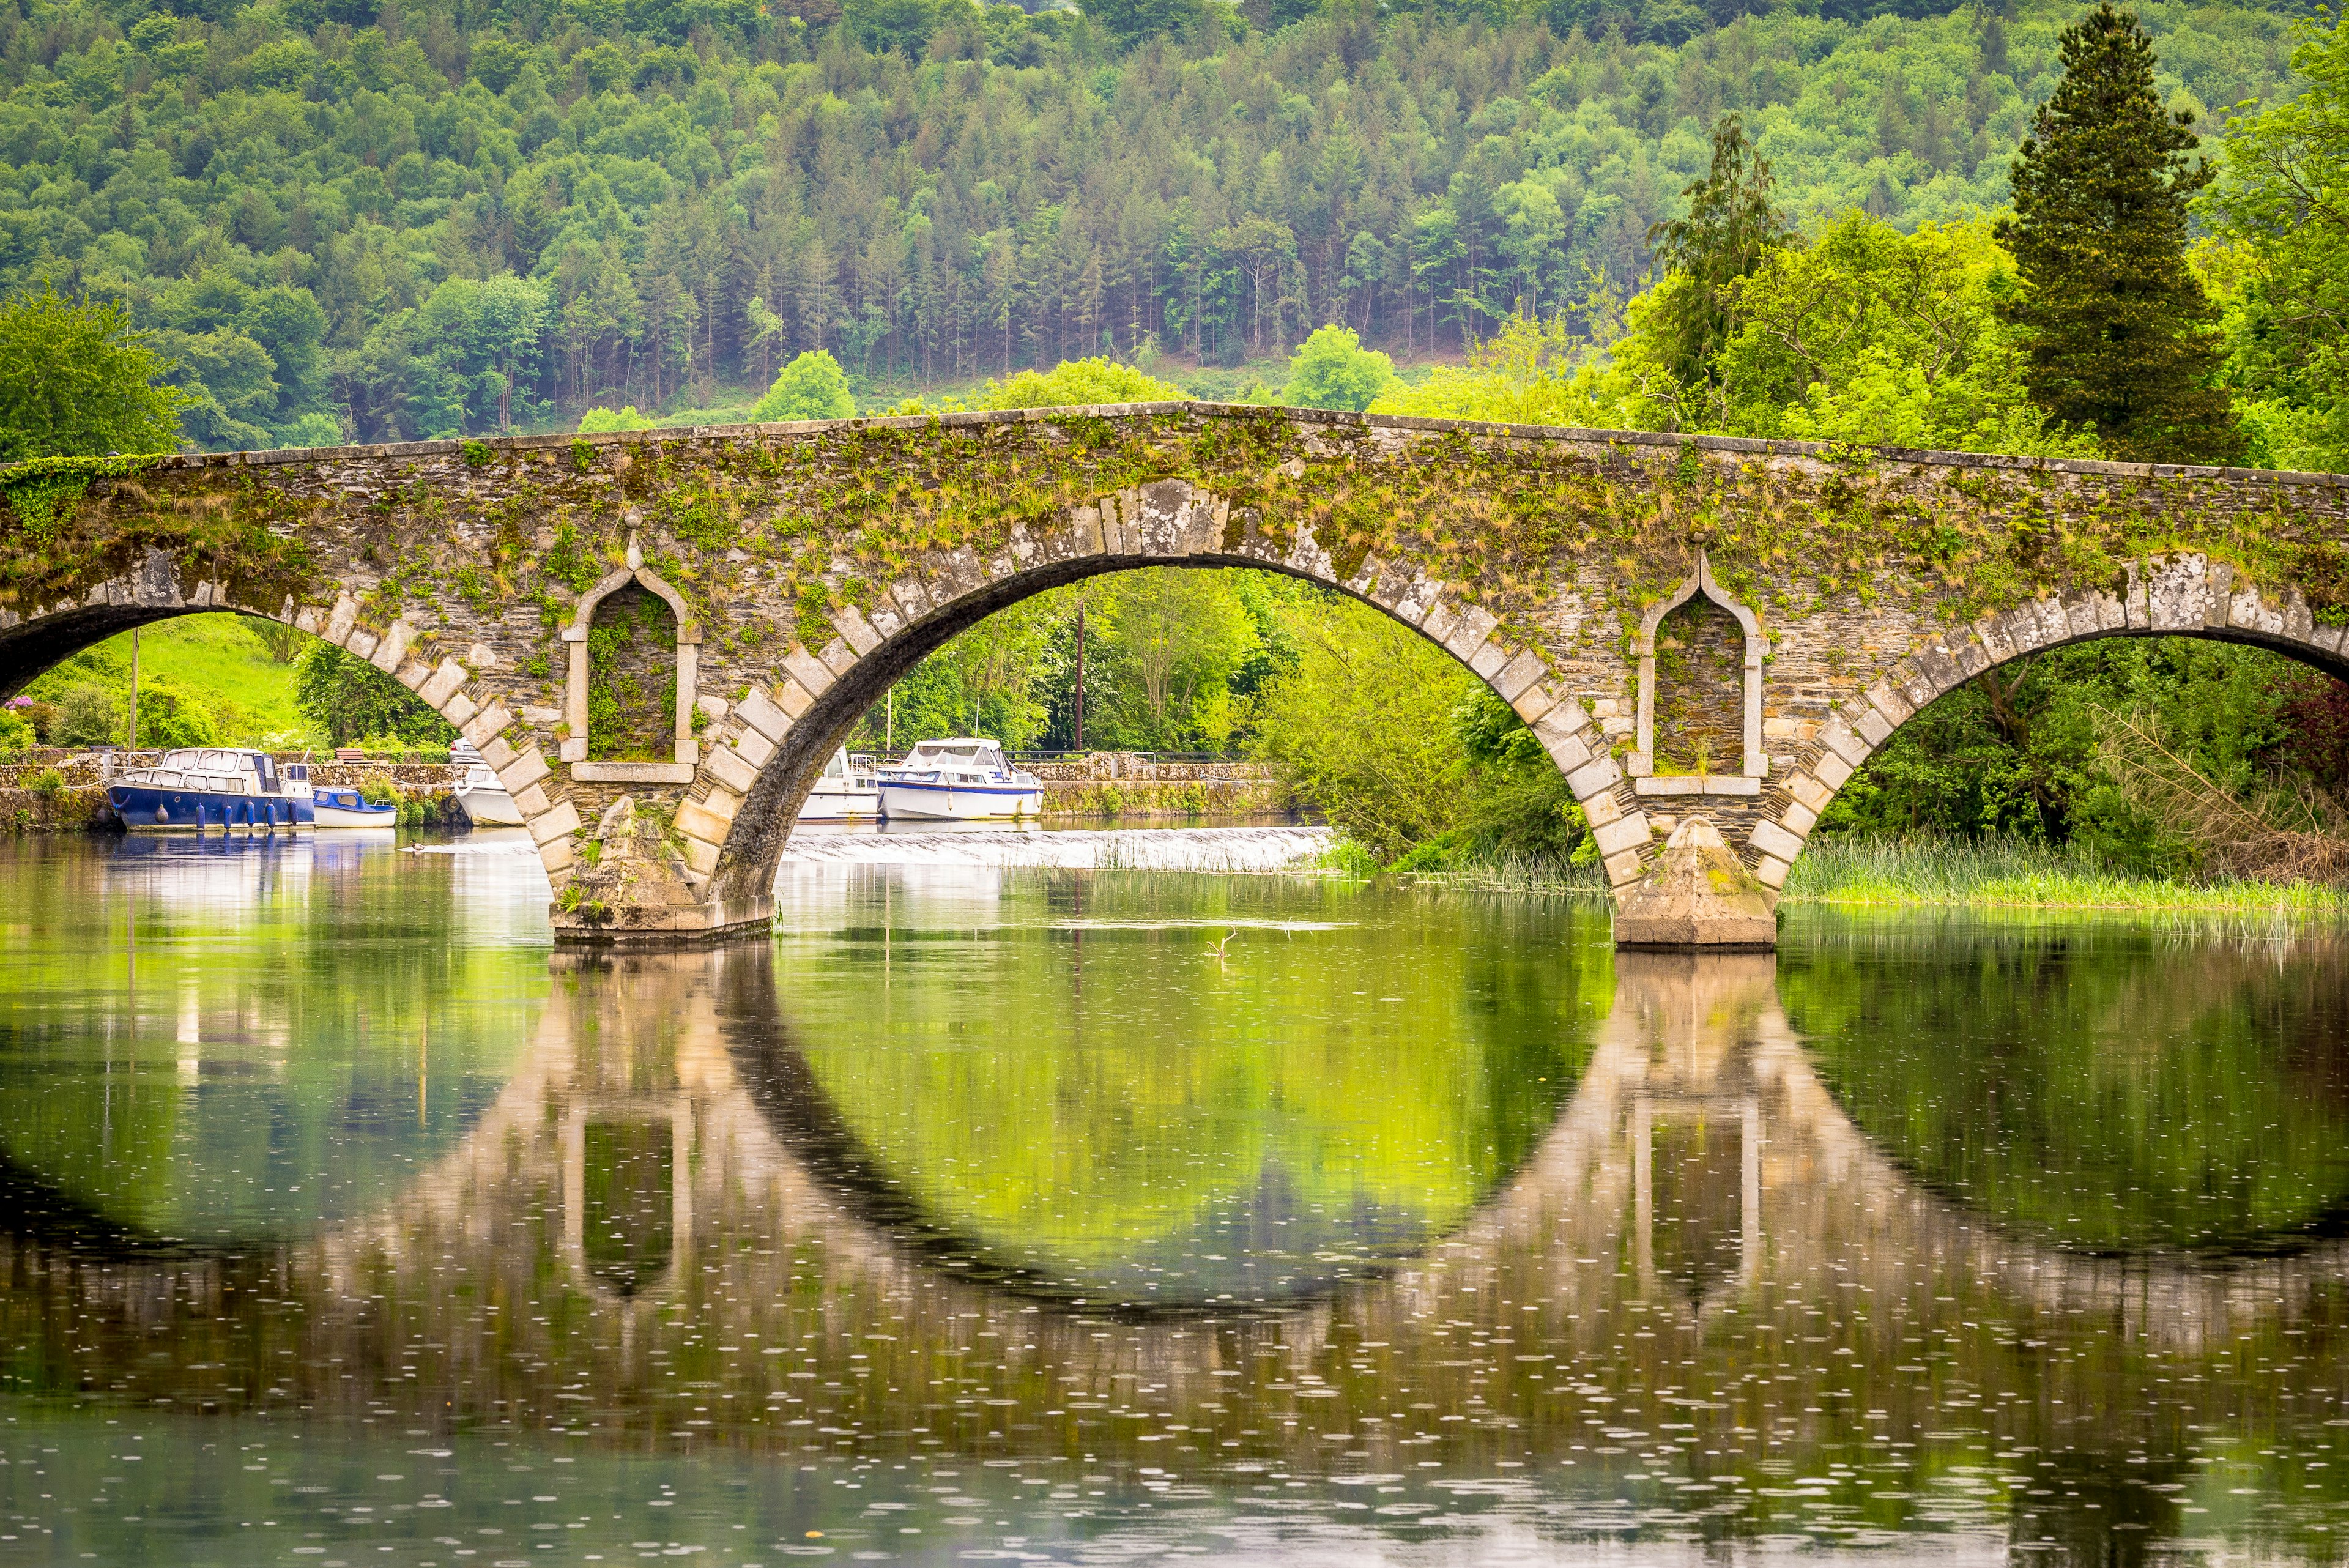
[2,403,2345,945]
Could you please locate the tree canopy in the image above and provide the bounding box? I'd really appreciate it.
[0,287,187,461]
[0,0,2305,447]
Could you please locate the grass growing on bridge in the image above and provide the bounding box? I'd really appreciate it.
[1783,834,2349,915]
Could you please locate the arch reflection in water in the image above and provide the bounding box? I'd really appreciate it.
[1784,915,2349,1257]
[0,831,547,1244]
[748,862,1606,1306]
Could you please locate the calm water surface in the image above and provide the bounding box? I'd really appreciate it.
[0,831,2346,1565]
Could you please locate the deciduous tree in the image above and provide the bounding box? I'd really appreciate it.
[0,286,188,461]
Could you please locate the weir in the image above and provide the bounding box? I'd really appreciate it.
[4,403,2346,948]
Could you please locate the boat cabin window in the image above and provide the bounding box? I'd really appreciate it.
[255,755,277,788]
[822,751,847,779]
[199,749,232,771]
[162,749,197,770]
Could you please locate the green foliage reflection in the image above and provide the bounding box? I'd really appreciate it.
[771,871,1610,1299]
[0,837,546,1244]
[1783,921,2349,1254]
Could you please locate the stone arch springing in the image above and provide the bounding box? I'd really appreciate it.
[560,534,701,784]
[1740,552,2349,896]
[650,478,1658,934]
[1628,551,1768,798]
[0,546,578,886]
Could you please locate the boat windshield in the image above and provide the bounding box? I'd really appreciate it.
[822,751,848,779]
[907,740,1004,770]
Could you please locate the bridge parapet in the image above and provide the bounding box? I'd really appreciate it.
[3,406,2345,945]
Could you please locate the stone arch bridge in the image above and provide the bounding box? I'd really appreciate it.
[4,404,2345,946]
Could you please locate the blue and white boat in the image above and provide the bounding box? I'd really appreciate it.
[108,748,316,833]
[310,784,398,828]
[877,738,1043,821]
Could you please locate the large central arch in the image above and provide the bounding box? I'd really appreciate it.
[688,478,1626,913]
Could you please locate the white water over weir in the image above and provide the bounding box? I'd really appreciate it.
[777,823,1335,872]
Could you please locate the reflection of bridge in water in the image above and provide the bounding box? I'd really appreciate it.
[5,946,2339,1473]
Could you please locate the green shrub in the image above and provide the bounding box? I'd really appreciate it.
[50,685,119,746]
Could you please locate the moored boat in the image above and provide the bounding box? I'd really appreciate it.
[451,740,524,827]
[311,785,398,828]
[108,747,316,833]
[877,738,1043,821]
[798,747,882,822]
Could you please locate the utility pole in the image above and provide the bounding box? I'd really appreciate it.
[1072,598,1085,752]
[127,626,139,749]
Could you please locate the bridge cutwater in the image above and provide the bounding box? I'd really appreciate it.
[4,403,2344,946]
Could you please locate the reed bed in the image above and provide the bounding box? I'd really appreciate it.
[1781,834,2349,915]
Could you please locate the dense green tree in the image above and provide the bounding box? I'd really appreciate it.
[0,287,188,461]
[135,676,223,749]
[293,645,458,749]
[752,351,856,423]
[974,359,1182,410]
[2002,2,2241,463]
[1282,326,1395,411]
[578,406,657,433]
[1642,117,1793,409]
[2208,12,2349,472]
[1711,214,2092,453]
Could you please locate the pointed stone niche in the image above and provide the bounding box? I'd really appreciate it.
[1628,551,1769,798]
[563,533,700,783]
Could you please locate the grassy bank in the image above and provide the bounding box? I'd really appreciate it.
[1346,832,2349,915]
[1781,836,2349,915]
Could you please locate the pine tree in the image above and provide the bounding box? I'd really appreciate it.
[1646,117,1792,404]
[2001,2,2242,464]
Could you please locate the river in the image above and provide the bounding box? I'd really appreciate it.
[0,825,2345,1565]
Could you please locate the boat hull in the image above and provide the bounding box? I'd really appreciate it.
[878,780,1042,821]
[108,784,313,833]
[798,782,882,822]
[313,801,398,828]
[456,783,525,827]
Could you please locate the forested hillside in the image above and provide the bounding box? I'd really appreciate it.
[0,0,2303,443]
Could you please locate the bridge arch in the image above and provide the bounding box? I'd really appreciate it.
[669,476,1636,934]
[1732,553,2349,895]
[0,567,498,762]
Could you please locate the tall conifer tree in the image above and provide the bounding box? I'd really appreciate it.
[2002,2,2241,464]
[1647,117,1791,405]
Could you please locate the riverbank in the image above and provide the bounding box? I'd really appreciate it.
[1779,836,2349,914]
[1367,833,2349,915]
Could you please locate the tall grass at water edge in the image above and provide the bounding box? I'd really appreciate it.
[1779,836,2348,914]
[1344,832,2349,916]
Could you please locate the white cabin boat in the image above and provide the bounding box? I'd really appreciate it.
[798,747,881,822]
[451,740,524,827]
[877,738,1043,821]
